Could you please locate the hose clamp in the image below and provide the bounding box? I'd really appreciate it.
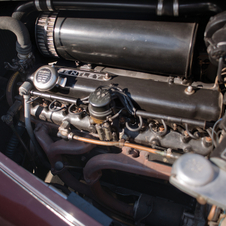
[157,0,164,16]
[173,0,179,16]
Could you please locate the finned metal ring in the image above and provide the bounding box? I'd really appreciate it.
[35,0,42,11]
[36,12,59,57]
[173,0,179,16]
[157,0,164,16]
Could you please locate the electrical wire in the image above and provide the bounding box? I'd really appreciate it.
[207,118,222,147]
[68,103,76,114]
[185,123,198,140]
[149,119,167,136]
[49,100,66,112]
[68,103,85,115]
[211,118,222,147]
[126,115,143,132]
[217,57,224,84]
[80,95,89,101]
[105,108,125,122]
[100,85,136,116]
[26,96,39,104]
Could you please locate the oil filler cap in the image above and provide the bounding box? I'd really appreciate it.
[33,65,66,91]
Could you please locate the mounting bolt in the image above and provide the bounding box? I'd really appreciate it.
[187,86,193,92]
[128,149,140,158]
[55,161,64,171]
[172,123,177,131]
[150,139,160,147]
[183,147,192,153]
[167,148,172,154]
[203,136,212,147]
[185,86,195,95]
[104,73,111,80]
[168,77,174,84]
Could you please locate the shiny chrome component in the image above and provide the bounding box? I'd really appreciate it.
[33,65,66,91]
[36,12,58,57]
[157,0,164,16]
[185,86,195,95]
[173,0,179,16]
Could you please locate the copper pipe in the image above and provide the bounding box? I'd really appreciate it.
[208,205,217,221]
[72,135,120,146]
[72,134,180,159]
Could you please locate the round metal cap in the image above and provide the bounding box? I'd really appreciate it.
[174,153,214,187]
[34,66,58,91]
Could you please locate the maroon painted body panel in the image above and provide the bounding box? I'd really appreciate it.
[0,152,101,226]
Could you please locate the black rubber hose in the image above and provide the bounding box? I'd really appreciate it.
[12,1,36,21]
[0,17,32,55]
[5,124,25,161]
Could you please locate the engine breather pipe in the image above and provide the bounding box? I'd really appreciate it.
[19,82,50,169]
[66,133,180,159]
[24,95,50,169]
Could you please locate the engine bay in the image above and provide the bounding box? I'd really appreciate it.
[1,1,226,225]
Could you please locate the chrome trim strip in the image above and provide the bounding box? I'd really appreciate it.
[173,0,179,16]
[0,162,85,226]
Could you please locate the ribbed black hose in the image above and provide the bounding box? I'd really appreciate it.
[0,17,32,55]
[5,124,25,161]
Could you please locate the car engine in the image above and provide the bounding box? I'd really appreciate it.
[0,1,226,225]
